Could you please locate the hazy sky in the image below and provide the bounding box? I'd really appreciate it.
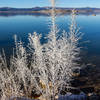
[0,0,100,8]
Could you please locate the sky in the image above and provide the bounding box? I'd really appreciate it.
[0,0,100,8]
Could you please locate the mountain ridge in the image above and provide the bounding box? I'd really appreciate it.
[0,7,100,15]
[0,7,100,10]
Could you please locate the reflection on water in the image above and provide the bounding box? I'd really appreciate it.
[0,14,100,67]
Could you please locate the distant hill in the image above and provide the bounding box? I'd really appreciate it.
[0,7,100,15]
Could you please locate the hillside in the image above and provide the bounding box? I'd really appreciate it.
[0,7,100,15]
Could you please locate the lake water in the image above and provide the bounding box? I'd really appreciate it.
[0,14,100,67]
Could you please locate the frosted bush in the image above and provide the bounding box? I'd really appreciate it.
[0,0,82,100]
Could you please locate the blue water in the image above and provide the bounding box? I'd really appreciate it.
[0,14,100,66]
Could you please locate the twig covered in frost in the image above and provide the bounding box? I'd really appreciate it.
[0,51,20,100]
[11,35,35,98]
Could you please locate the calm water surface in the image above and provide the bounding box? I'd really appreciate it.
[0,14,100,66]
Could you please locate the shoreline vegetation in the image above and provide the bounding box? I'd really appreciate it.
[0,0,83,99]
[0,7,100,16]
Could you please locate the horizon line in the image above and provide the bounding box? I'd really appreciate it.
[0,6,100,9]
